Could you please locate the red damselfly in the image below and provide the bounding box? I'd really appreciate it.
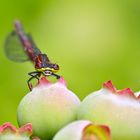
[4,20,60,90]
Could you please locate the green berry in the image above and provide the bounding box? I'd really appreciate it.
[78,81,140,140]
[17,77,80,140]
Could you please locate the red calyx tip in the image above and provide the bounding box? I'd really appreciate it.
[83,123,111,139]
[38,77,52,86]
[0,122,17,133]
[37,76,67,87]
[103,80,116,93]
[103,80,136,99]
[0,122,33,136]
[100,125,111,136]
[18,123,33,136]
[58,76,67,86]
[138,95,140,101]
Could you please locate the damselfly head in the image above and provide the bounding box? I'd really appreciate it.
[44,63,59,73]
[34,54,59,73]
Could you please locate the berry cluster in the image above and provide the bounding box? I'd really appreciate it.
[1,77,140,140]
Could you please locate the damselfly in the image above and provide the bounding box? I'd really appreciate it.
[4,20,60,90]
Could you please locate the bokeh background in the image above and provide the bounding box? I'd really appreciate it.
[0,0,140,125]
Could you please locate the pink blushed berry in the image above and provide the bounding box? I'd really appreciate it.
[17,77,80,140]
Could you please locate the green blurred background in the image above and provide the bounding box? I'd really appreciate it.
[0,0,140,125]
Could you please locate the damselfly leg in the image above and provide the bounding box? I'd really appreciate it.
[51,73,60,79]
[28,71,41,91]
[28,71,60,90]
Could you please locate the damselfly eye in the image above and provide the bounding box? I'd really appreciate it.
[53,64,59,70]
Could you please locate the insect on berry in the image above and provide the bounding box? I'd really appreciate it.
[4,20,60,90]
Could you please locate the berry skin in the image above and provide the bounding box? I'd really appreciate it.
[78,81,140,140]
[17,77,80,140]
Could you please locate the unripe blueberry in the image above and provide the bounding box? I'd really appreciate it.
[17,77,80,140]
[53,120,111,140]
[78,81,140,140]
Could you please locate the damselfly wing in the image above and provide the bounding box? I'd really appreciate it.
[4,31,29,62]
